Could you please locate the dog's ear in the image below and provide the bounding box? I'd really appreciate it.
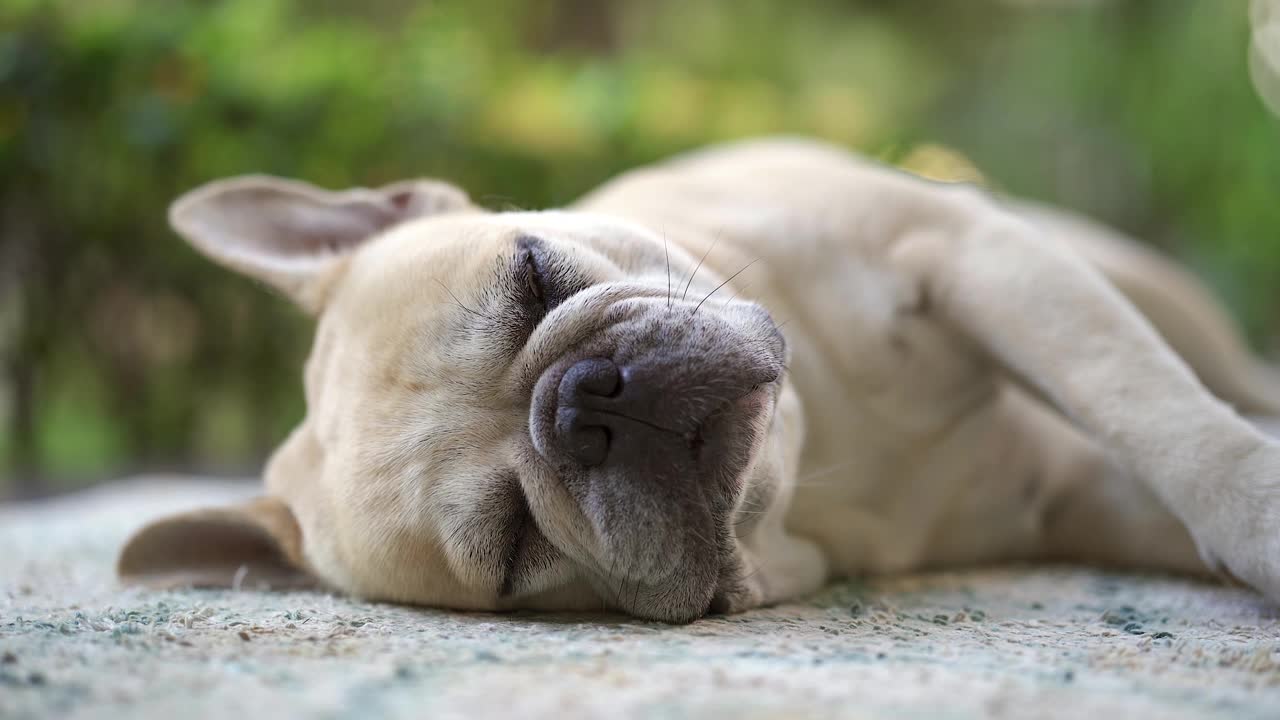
[117,496,317,592]
[169,175,474,312]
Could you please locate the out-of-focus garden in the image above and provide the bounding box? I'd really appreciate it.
[2,0,1278,498]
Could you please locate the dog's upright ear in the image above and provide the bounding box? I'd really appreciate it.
[117,496,317,592]
[169,176,474,312]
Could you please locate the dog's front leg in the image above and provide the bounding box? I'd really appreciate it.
[892,201,1280,601]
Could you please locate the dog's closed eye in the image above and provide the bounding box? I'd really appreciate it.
[499,490,539,597]
[521,244,547,305]
[513,236,587,322]
[442,470,558,598]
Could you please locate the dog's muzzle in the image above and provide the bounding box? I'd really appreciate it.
[526,297,784,621]
[532,300,783,496]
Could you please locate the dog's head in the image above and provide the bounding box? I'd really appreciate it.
[118,175,824,622]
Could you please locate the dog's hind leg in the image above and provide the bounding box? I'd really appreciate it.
[1013,201,1280,416]
[892,199,1280,602]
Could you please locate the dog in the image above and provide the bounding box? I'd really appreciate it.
[118,138,1280,623]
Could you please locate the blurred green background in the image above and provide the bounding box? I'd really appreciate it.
[1,0,1278,498]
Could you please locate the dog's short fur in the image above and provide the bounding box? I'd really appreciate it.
[119,138,1280,622]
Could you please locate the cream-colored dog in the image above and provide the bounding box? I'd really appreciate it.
[119,138,1280,622]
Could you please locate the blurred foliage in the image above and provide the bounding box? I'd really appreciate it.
[1,0,1278,496]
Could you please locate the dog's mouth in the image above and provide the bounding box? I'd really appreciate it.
[521,297,785,621]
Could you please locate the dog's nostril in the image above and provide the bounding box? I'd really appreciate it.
[555,358,623,467]
[560,358,621,399]
[565,423,610,467]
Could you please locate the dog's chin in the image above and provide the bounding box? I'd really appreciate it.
[592,562,723,623]
[601,493,779,623]
[588,515,750,623]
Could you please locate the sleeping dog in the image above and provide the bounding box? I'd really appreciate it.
[119,138,1280,622]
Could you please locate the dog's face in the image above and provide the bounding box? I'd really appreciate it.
[118,176,822,622]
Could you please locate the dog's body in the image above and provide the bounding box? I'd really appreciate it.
[119,138,1280,622]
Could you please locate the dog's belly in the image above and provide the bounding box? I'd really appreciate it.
[576,138,1052,576]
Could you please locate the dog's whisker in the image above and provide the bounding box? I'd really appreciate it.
[695,258,760,314]
[433,278,495,322]
[680,232,720,302]
[683,525,715,550]
[723,281,754,309]
[739,555,770,584]
[796,457,864,484]
[663,229,673,310]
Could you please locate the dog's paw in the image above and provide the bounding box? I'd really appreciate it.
[730,533,829,612]
[1188,447,1280,603]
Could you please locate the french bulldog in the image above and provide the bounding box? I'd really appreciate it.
[118,138,1280,622]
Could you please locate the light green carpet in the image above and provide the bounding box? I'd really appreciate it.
[2,477,1279,719]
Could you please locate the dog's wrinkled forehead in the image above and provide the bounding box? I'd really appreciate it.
[321,213,646,381]
[340,213,644,320]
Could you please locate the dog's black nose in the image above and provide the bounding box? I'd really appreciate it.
[551,351,774,471]
[557,356,698,470]
[554,358,623,467]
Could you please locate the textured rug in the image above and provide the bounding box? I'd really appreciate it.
[2,477,1279,719]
